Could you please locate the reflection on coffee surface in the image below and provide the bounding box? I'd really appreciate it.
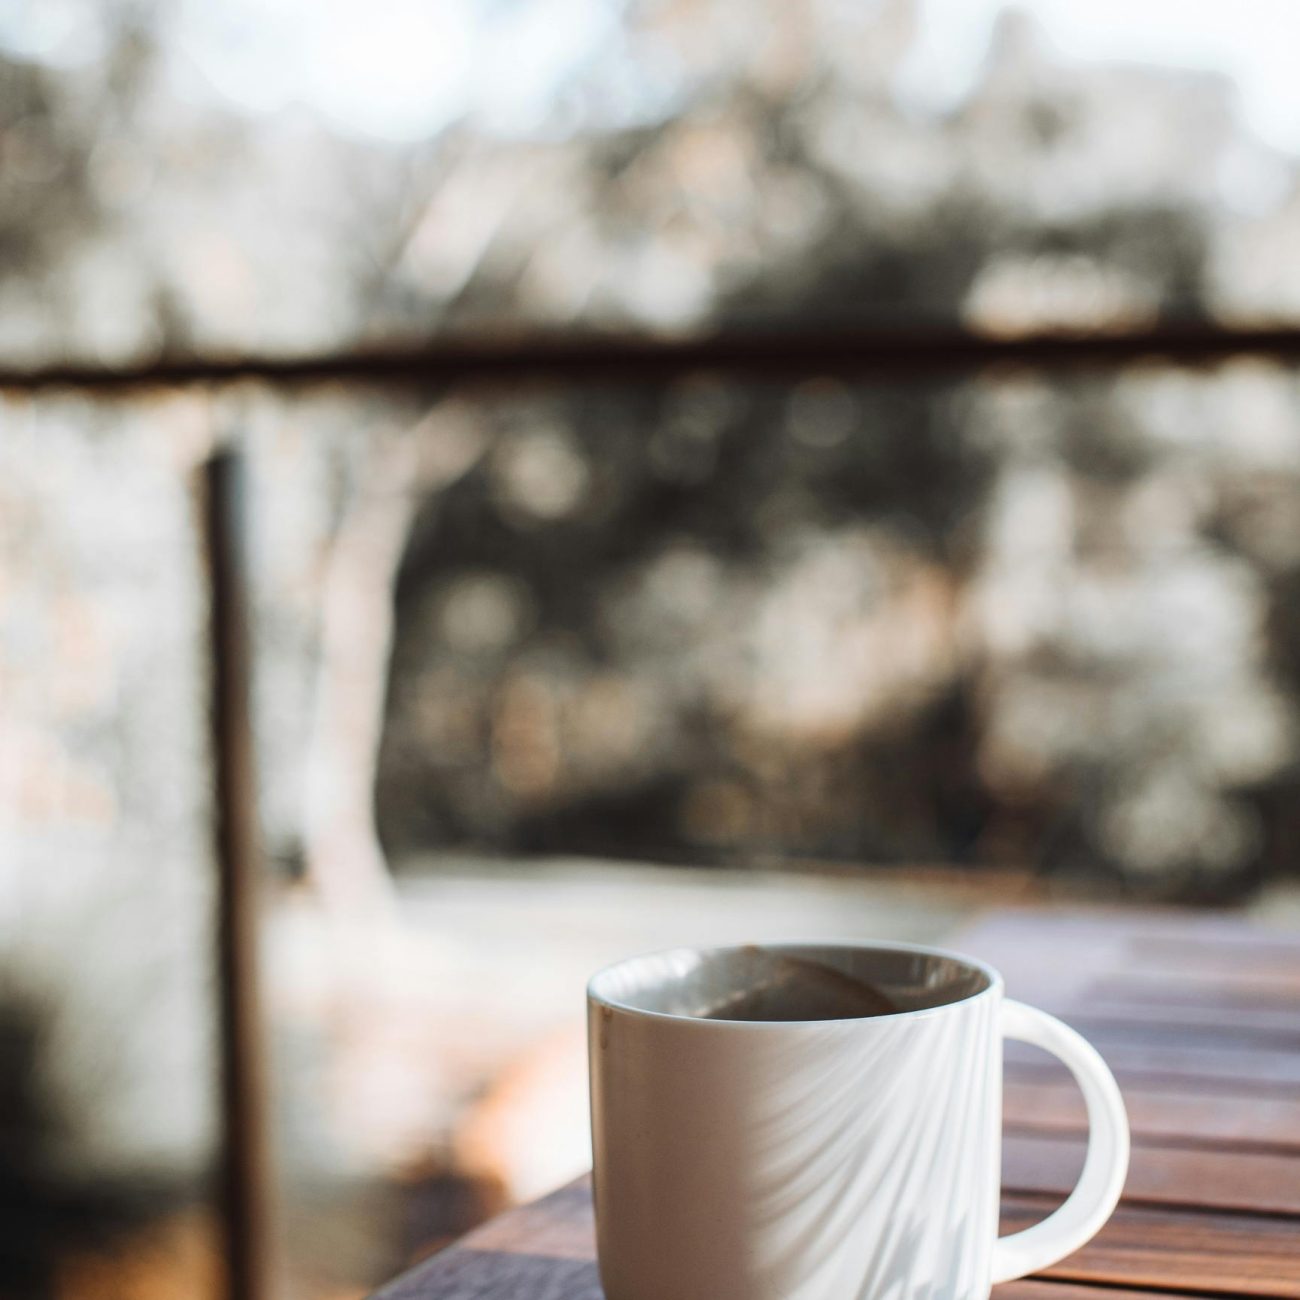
[698,950,900,1021]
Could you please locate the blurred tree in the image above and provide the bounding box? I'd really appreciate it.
[374,3,1299,898]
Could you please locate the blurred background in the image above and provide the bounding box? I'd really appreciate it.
[4,0,1300,1296]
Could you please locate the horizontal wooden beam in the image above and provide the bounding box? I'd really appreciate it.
[6,322,1300,394]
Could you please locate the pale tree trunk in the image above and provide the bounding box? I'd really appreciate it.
[301,401,486,981]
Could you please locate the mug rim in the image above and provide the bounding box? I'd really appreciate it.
[587,939,1004,1028]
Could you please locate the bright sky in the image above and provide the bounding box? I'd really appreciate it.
[901,0,1300,156]
[4,0,1300,152]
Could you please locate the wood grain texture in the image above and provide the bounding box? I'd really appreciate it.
[371,908,1300,1299]
[959,911,1300,1000]
[1089,971,1300,1011]
[1005,1035,1300,1091]
[1000,1196,1300,1297]
[1003,1077,1300,1151]
[1003,1132,1300,1215]
[1058,1003,1300,1047]
[993,1287,1209,1300]
[957,907,1300,951]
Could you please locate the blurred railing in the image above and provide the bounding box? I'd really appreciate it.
[8,322,1300,393]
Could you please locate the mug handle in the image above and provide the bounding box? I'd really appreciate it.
[991,999,1131,1284]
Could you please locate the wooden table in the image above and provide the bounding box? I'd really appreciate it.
[373,908,1300,1299]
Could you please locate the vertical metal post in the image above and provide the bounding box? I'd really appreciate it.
[202,448,274,1300]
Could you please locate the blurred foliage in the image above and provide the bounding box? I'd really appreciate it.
[375,367,1300,896]
[3,0,1298,365]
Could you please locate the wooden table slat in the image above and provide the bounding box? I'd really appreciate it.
[955,908,1300,954]
[1052,1002,1300,1046]
[1000,1196,1300,1297]
[1089,971,1300,1010]
[1003,1131,1300,1216]
[1005,1036,1300,1091]
[959,912,1300,999]
[1003,1077,1300,1152]
[994,1285,1217,1300]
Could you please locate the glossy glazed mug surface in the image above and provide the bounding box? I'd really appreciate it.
[588,942,1129,1300]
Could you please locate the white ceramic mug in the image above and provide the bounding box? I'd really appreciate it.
[588,941,1129,1300]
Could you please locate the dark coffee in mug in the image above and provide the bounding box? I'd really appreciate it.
[697,948,899,1020]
